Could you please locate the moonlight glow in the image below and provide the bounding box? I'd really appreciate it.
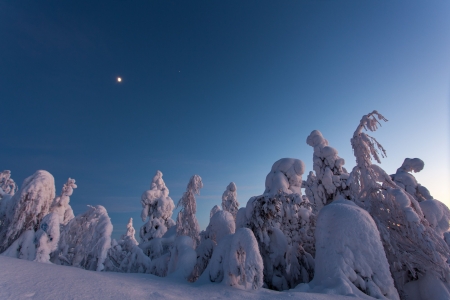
[117,77,122,82]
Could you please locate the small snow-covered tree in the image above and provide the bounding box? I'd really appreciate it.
[0,170,17,197]
[348,111,450,298]
[140,171,176,244]
[210,205,221,218]
[54,205,113,271]
[50,178,77,225]
[176,175,202,248]
[202,228,264,290]
[298,198,399,300]
[0,170,55,253]
[222,182,239,220]
[34,212,60,263]
[105,218,151,273]
[303,130,350,213]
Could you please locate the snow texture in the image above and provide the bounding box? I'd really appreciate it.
[50,178,76,225]
[55,205,113,271]
[167,235,197,280]
[0,170,17,196]
[0,170,55,253]
[298,198,399,300]
[34,212,60,263]
[210,205,221,218]
[176,175,202,248]
[140,170,176,243]
[264,158,305,196]
[222,182,239,220]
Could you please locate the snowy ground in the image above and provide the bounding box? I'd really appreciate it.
[0,256,353,300]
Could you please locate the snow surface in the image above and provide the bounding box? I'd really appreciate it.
[0,255,355,300]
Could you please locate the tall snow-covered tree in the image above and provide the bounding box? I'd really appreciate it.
[50,178,77,225]
[348,111,450,298]
[54,205,113,271]
[0,170,55,253]
[303,130,350,213]
[243,158,316,290]
[176,175,202,248]
[221,182,239,220]
[140,171,175,243]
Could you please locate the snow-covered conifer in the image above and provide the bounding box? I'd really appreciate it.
[140,171,175,243]
[0,170,17,197]
[55,205,113,271]
[0,170,55,253]
[50,178,77,225]
[176,175,202,248]
[348,111,450,297]
[244,158,316,290]
[105,218,151,273]
[210,205,221,218]
[34,212,60,263]
[298,199,399,300]
[221,182,239,220]
[167,235,197,280]
[303,130,350,213]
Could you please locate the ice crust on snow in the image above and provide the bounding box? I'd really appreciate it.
[298,198,399,300]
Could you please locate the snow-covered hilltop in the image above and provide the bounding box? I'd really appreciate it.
[1,111,449,300]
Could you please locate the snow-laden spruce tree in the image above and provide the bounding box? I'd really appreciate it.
[348,111,450,298]
[50,178,76,225]
[199,228,264,290]
[105,218,151,273]
[243,158,316,290]
[54,205,113,271]
[176,175,202,248]
[0,170,55,254]
[209,205,221,218]
[0,170,17,197]
[190,210,236,281]
[222,182,239,220]
[298,198,399,300]
[140,171,175,243]
[303,130,350,213]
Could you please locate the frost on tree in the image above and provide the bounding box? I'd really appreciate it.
[190,210,236,281]
[105,218,151,273]
[202,228,264,290]
[0,170,55,253]
[244,158,316,290]
[140,171,175,244]
[303,130,350,213]
[55,205,113,271]
[176,175,202,248]
[348,111,450,298]
[221,182,239,220]
[50,178,77,225]
[298,199,399,300]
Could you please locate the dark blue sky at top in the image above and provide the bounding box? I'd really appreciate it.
[1,1,449,238]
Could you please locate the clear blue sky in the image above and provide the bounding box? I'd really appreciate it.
[1,1,449,239]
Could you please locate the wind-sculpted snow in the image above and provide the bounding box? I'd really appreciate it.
[176,175,202,248]
[55,205,113,271]
[264,158,305,196]
[140,170,175,243]
[392,158,431,202]
[222,182,239,219]
[303,130,350,213]
[298,199,399,300]
[0,170,55,253]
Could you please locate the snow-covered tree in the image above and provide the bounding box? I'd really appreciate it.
[303,130,350,213]
[105,218,151,273]
[298,198,399,300]
[140,171,175,243]
[0,170,17,197]
[348,111,450,298]
[209,205,221,218]
[201,228,264,290]
[50,178,77,225]
[167,235,197,280]
[34,212,60,263]
[54,205,113,271]
[0,170,55,253]
[222,182,239,220]
[243,158,316,290]
[176,175,202,248]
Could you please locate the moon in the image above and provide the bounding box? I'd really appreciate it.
[117,77,122,83]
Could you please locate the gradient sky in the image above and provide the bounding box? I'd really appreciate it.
[1,1,449,239]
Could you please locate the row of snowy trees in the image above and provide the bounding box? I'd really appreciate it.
[1,111,450,299]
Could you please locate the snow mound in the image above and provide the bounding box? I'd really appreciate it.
[298,198,399,300]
